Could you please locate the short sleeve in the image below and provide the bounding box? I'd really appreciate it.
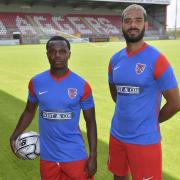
[154,54,178,91]
[108,60,114,84]
[80,81,94,110]
[28,79,38,103]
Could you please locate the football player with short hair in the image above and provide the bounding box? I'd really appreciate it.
[108,4,180,180]
[10,36,97,180]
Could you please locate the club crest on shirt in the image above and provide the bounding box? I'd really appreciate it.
[67,88,77,99]
[135,63,146,75]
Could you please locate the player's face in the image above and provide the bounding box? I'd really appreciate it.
[122,9,148,43]
[47,40,71,70]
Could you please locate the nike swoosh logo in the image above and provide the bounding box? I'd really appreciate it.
[113,66,120,70]
[143,176,153,180]
[39,91,48,95]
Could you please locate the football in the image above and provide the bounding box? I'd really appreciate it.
[15,131,40,160]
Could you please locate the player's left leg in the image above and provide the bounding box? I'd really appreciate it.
[61,159,94,180]
[126,142,162,180]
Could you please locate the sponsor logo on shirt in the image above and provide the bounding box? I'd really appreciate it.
[116,84,143,95]
[67,88,77,99]
[41,110,73,120]
[135,63,146,74]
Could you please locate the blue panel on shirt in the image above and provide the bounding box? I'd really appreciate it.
[108,45,177,145]
[28,70,94,162]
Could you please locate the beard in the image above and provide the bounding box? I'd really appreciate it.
[122,26,145,43]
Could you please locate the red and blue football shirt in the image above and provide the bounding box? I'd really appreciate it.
[28,70,94,162]
[108,43,178,145]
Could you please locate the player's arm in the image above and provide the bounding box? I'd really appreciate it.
[80,81,97,177]
[153,54,180,123]
[108,59,117,103]
[109,83,117,103]
[159,87,180,123]
[10,100,38,154]
[83,107,97,178]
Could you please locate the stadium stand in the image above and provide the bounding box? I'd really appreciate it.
[0,0,170,44]
[0,13,122,40]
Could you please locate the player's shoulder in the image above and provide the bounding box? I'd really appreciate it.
[111,48,125,60]
[30,70,49,81]
[110,48,126,65]
[69,71,91,90]
[145,44,161,57]
[69,71,87,84]
[145,44,168,66]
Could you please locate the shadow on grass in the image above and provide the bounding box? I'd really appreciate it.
[0,90,178,180]
[162,173,179,180]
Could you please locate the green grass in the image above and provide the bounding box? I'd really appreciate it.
[0,40,180,180]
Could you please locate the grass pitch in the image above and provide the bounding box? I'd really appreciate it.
[0,40,179,180]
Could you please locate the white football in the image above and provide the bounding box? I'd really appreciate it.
[15,131,40,160]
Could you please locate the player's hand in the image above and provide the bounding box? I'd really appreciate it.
[10,136,25,159]
[85,156,97,178]
[10,136,16,154]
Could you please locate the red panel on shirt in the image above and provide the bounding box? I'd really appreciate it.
[28,79,35,96]
[153,53,169,80]
[49,70,71,82]
[108,63,112,73]
[126,42,148,58]
[80,81,92,101]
